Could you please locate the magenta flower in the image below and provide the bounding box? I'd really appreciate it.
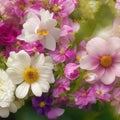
[93,83,112,101]
[80,37,120,85]
[74,88,96,109]
[49,45,76,63]
[0,22,19,46]
[53,77,70,97]
[50,0,76,17]
[64,63,80,80]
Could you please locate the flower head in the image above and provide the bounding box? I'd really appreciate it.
[6,50,55,99]
[17,9,60,51]
[80,37,120,85]
[32,94,53,115]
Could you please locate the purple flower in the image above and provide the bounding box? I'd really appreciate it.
[93,83,112,101]
[0,22,19,46]
[32,94,53,115]
[64,63,80,80]
[74,88,96,109]
[53,77,70,97]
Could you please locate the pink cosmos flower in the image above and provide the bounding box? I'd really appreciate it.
[80,37,120,85]
[64,63,80,80]
[74,88,96,109]
[93,83,112,101]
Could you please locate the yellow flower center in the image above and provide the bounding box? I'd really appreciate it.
[18,4,25,10]
[76,56,82,61]
[23,67,39,84]
[60,50,65,55]
[81,93,87,97]
[37,29,49,36]
[97,89,103,95]
[100,55,112,67]
[39,101,46,108]
[52,4,60,12]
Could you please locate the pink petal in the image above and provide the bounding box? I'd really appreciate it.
[86,37,107,57]
[101,68,115,85]
[47,108,64,119]
[93,65,105,78]
[107,37,120,55]
[80,55,99,70]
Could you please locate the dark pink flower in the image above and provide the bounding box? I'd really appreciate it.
[0,22,19,46]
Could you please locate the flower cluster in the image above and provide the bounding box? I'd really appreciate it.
[0,0,120,119]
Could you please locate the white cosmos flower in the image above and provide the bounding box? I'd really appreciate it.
[6,50,55,99]
[17,9,60,51]
[0,70,15,118]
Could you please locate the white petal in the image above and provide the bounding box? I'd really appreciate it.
[16,82,30,99]
[9,103,17,113]
[41,34,56,51]
[31,53,45,67]
[0,108,9,118]
[16,50,31,68]
[39,81,50,92]
[49,72,55,83]
[6,68,23,84]
[31,82,42,96]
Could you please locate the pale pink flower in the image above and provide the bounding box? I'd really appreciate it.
[80,37,120,85]
[93,83,112,101]
[115,0,120,9]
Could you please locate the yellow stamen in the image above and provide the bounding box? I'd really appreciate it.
[77,56,82,61]
[18,4,25,10]
[23,67,39,84]
[81,93,87,97]
[37,29,49,36]
[39,101,46,108]
[52,4,60,12]
[60,50,65,55]
[100,55,112,67]
[97,89,103,95]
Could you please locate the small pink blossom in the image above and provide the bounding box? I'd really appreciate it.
[93,83,112,101]
[64,63,80,80]
[74,88,96,109]
[80,37,120,85]
[115,0,120,9]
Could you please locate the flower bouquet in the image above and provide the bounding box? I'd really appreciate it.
[0,0,120,120]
